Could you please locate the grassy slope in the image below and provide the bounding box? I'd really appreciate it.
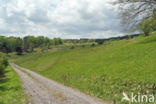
[13,32,156,103]
[0,66,27,104]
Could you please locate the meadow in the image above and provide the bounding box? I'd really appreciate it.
[12,32,156,103]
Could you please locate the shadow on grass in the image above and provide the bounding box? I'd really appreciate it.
[0,70,12,92]
[138,35,156,44]
[0,69,10,83]
[0,78,10,92]
[0,102,4,104]
[0,69,21,93]
[139,39,156,44]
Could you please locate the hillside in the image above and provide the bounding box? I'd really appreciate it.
[12,32,156,103]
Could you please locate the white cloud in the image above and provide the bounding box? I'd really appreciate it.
[0,0,124,39]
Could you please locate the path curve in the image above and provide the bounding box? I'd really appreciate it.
[10,63,109,104]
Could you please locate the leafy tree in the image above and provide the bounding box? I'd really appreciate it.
[138,10,156,36]
[53,38,63,45]
[80,39,86,43]
[15,38,23,54]
[1,44,9,54]
[23,37,30,52]
[16,47,23,55]
[0,35,63,54]
[44,37,51,49]
[151,10,156,31]
[91,43,95,47]
[96,40,104,45]
[0,36,22,53]
[88,39,95,43]
[5,37,20,52]
[23,36,36,53]
[115,0,156,29]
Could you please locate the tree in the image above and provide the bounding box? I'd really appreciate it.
[91,43,95,47]
[16,47,23,55]
[1,44,9,54]
[36,36,45,47]
[23,36,35,53]
[80,39,86,43]
[137,10,156,36]
[5,37,21,52]
[115,0,156,29]
[88,39,95,43]
[0,35,54,54]
[150,10,156,31]
[23,37,30,52]
[44,37,51,49]
[138,20,151,36]
[53,38,63,45]
[15,38,23,54]
[96,40,104,45]
[0,36,23,53]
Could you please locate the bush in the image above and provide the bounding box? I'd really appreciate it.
[0,60,5,78]
[70,46,75,49]
[96,40,104,45]
[91,43,95,47]
[0,53,8,78]
[82,45,85,48]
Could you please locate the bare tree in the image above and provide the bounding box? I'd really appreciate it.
[114,0,156,30]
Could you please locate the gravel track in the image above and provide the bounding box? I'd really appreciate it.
[10,63,108,104]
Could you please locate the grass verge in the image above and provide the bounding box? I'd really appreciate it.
[0,66,27,104]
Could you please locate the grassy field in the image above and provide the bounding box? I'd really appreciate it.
[0,66,27,104]
[12,32,156,103]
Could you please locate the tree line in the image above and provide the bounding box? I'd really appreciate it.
[0,36,63,55]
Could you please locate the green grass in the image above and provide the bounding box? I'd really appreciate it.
[12,33,156,103]
[0,66,27,104]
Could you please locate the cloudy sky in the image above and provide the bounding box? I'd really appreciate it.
[0,0,125,39]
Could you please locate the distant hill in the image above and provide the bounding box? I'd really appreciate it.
[64,34,140,43]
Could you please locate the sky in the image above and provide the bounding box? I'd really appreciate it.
[0,0,125,39]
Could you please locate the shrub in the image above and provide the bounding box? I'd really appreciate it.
[0,60,5,78]
[0,53,8,78]
[82,45,85,48]
[91,43,95,47]
[96,40,104,45]
[70,46,75,49]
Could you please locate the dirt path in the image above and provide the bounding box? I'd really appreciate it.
[10,63,108,104]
